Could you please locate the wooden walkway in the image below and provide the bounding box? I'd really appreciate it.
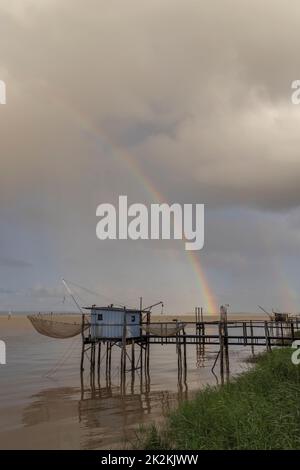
[81,318,300,386]
[146,319,300,347]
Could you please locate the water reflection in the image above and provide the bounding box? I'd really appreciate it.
[20,338,225,448]
[22,370,190,449]
[8,324,253,449]
[0,316,265,450]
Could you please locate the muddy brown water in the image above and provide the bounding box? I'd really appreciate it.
[0,315,262,449]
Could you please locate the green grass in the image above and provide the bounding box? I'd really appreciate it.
[136,348,300,450]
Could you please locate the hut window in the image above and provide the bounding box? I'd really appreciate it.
[131,315,135,322]
[97,314,103,321]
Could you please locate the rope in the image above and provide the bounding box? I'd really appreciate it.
[43,335,81,378]
[63,279,138,308]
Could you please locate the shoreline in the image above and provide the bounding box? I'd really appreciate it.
[136,347,300,450]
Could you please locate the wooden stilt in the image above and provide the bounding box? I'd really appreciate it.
[109,342,112,370]
[140,344,143,387]
[291,321,295,342]
[130,340,135,391]
[219,322,224,382]
[97,341,101,382]
[250,320,255,355]
[176,331,182,383]
[146,345,150,386]
[224,320,230,376]
[105,342,109,379]
[264,321,271,351]
[182,327,187,383]
[131,340,135,374]
[120,310,127,391]
[80,313,85,372]
[90,343,96,389]
[201,322,205,354]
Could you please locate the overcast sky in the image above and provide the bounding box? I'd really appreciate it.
[1,0,300,314]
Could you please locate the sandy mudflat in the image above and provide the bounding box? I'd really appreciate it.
[0,314,83,337]
[0,315,33,332]
[0,312,265,334]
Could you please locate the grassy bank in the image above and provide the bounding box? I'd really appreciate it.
[136,348,300,450]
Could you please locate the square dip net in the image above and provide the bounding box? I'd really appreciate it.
[28,314,89,339]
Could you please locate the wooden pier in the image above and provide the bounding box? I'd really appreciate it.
[81,314,300,386]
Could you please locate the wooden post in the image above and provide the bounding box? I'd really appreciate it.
[93,343,96,370]
[270,320,274,340]
[146,337,150,379]
[291,320,295,342]
[90,344,93,373]
[146,342,151,385]
[97,341,101,386]
[250,320,255,355]
[224,318,230,375]
[131,340,135,378]
[201,322,205,353]
[140,343,143,371]
[182,327,187,383]
[97,341,101,375]
[80,313,85,372]
[130,341,135,392]
[121,309,127,388]
[177,332,182,384]
[109,342,112,370]
[108,342,112,386]
[264,321,271,351]
[90,343,95,389]
[105,341,109,379]
[243,322,247,346]
[146,308,150,376]
[219,322,224,381]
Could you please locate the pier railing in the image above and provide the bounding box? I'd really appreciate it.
[81,318,300,387]
[143,319,300,347]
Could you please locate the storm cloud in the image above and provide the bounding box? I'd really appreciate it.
[1,0,300,312]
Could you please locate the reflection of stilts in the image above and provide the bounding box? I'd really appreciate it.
[81,336,151,396]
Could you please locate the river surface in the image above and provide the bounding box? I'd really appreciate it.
[0,315,260,449]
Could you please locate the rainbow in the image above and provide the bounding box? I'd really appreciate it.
[187,251,218,314]
[46,86,218,313]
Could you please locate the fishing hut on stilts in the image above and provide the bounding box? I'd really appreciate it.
[80,304,152,390]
